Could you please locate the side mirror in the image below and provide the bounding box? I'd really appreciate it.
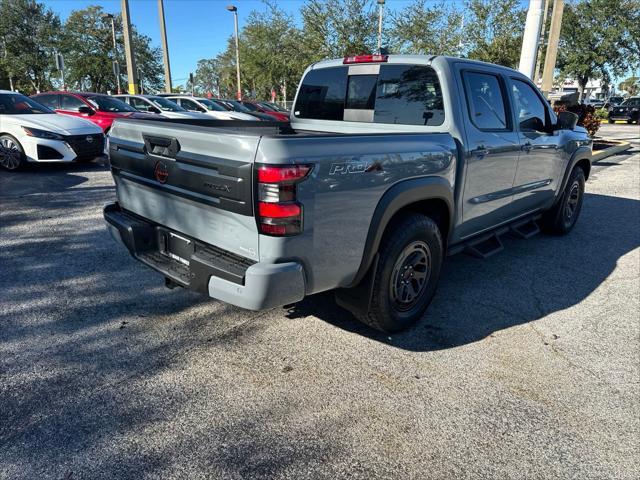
[197,107,206,112]
[78,105,95,116]
[556,111,578,130]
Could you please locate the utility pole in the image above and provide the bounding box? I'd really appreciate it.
[55,53,65,91]
[533,0,550,84]
[120,0,139,94]
[157,0,172,93]
[227,5,241,100]
[103,13,121,94]
[376,0,385,52]
[518,0,544,79]
[541,0,564,97]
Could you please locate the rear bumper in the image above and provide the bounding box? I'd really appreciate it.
[104,202,306,310]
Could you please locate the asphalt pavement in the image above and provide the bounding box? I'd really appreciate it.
[1,123,639,479]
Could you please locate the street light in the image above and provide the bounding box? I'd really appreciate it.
[226,5,241,100]
[103,13,121,94]
[376,0,385,52]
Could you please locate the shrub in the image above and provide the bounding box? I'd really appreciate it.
[595,107,609,120]
[553,102,600,137]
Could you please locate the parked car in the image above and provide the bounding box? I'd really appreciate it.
[32,91,158,133]
[258,101,290,114]
[0,90,104,171]
[604,96,624,109]
[165,96,256,121]
[115,94,210,119]
[240,101,290,122]
[104,54,592,332]
[607,96,640,124]
[219,99,275,121]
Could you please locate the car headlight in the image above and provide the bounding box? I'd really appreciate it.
[21,126,64,140]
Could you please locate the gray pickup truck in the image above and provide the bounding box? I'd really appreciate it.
[104,54,592,332]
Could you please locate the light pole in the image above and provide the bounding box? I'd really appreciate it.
[157,0,173,93]
[121,0,139,94]
[377,0,385,52]
[103,13,121,94]
[227,5,241,100]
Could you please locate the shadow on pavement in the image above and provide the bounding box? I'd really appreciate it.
[287,192,640,351]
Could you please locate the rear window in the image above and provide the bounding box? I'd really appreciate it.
[294,64,445,126]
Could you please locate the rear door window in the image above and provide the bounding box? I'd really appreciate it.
[462,72,508,130]
[293,64,445,126]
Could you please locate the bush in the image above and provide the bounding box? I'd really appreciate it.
[595,107,609,120]
[553,102,600,137]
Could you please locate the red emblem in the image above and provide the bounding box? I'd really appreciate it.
[154,162,169,184]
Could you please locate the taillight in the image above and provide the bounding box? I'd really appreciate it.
[256,164,312,236]
[343,54,388,64]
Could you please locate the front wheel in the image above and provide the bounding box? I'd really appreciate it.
[357,214,443,332]
[542,167,586,235]
[0,135,25,171]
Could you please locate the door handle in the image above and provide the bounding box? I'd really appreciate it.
[521,142,533,153]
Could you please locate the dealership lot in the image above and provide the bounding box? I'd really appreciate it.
[1,127,638,479]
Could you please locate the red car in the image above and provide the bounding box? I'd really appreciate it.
[31,91,158,132]
[240,100,289,122]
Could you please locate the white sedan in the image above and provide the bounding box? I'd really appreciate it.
[166,95,257,120]
[115,94,211,119]
[0,90,105,171]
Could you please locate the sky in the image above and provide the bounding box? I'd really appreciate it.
[42,0,469,86]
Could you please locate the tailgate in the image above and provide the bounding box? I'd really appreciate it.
[108,119,260,261]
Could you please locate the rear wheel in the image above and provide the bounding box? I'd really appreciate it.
[608,119,614,124]
[0,135,25,171]
[356,214,443,332]
[542,166,586,235]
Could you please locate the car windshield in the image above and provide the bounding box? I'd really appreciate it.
[198,98,226,111]
[211,100,232,111]
[257,102,276,111]
[609,97,623,103]
[0,94,52,114]
[240,102,259,111]
[149,97,186,112]
[262,102,287,112]
[85,95,137,112]
[225,100,253,113]
[621,98,639,106]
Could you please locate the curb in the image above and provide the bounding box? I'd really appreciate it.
[591,141,632,162]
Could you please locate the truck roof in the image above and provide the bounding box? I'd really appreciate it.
[309,54,521,76]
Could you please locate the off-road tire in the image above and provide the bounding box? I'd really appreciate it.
[542,166,586,235]
[0,134,25,171]
[356,214,443,332]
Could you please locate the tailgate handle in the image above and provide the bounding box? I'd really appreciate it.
[143,135,180,159]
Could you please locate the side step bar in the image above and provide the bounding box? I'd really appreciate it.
[448,214,542,258]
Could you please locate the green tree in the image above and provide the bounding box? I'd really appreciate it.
[60,5,162,93]
[300,0,378,61]
[194,58,220,95]
[212,1,305,101]
[558,0,640,101]
[464,0,526,68]
[0,0,60,93]
[389,1,464,56]
[618,76,640,96]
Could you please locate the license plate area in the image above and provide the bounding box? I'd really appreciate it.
[157,228,193,266]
